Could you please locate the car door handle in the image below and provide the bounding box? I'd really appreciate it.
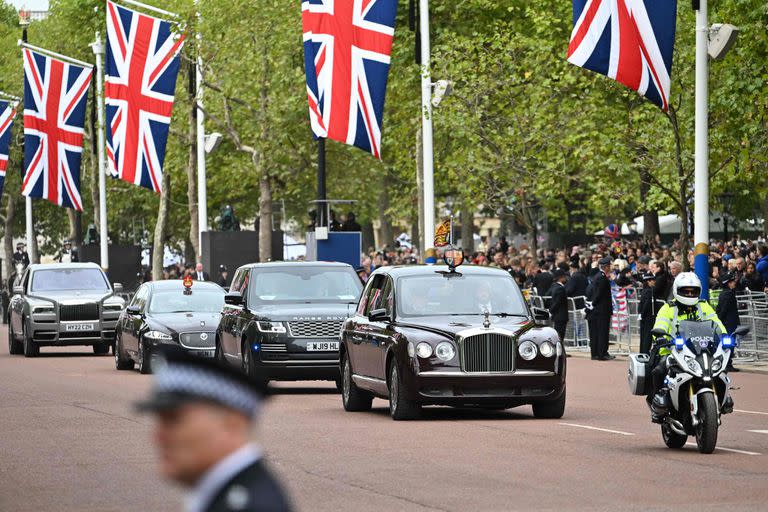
[350,334,364,344]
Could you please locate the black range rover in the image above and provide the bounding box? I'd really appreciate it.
[215,262,363,386]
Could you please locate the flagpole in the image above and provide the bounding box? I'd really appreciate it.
[19,16,36,264]
[91,32,109,271]
[195,1,207,261]
[419,0,435,262]
[18,42,94,69]
[117,0,180,19]
[693,0,710,298]
[317,137,327,228]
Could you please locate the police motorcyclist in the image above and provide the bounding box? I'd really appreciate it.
[648,272,727,423]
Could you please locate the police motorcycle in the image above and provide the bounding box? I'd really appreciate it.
[628,320,749,454]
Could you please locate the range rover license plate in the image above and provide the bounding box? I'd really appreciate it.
[65,323,94,332]
[306,341,339,351]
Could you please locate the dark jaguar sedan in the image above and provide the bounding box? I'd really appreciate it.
[340,265,567,420]
[216,262,363,386]
[114,280,225,373]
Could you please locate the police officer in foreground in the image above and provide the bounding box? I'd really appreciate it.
[136,348,292,512]
[649,272,727,422]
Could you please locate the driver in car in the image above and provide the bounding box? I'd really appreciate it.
[649,272,727,423]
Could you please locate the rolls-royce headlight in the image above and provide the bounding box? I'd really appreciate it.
[416,342,433,358]
[519,340,538,361]
[257,321,287,334]
[144,330,172,341]
[103,303,123,312]
[539,341,555,358]
[33,305,55,314]
[435,342,456,361]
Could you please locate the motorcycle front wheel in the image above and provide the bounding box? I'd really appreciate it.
[661,423,687,449]
[695,393,719,454]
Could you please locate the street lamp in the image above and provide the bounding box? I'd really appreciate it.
[718,192,735,243]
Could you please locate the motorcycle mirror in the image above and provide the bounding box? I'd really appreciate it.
[732,326,750,337]
[651,328,668,338]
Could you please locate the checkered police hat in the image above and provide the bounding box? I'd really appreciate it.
[135,346,267,418]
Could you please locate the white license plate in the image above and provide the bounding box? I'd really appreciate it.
[65,323,94,332]
[306,341,339,352]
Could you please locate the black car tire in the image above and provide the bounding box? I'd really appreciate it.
[22,320,39,358]
[93,344,109,355]
[532,387,566,419]
[8,319,22,355]
[242,341,269,388]
[341,353,372,412]
[138,339,152,374]
[114,334,135,371]
[215,337,227,366]
[661,423,687,449]
[389,363,420,420]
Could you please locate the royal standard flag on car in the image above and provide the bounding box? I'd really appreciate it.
[567,0,677,111]
[434,219,452,248]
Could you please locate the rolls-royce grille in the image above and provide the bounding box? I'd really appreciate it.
[460,333,515,373]
[288,321,342,338]
[179,332,215,349]
[59,303,99,321]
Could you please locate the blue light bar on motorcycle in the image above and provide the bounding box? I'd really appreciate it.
[674,337,685,350]
[721,335,734,348]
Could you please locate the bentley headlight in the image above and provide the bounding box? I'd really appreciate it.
[518,340,538,361]
[257,321,287,334]
[539,341,555,358]
[144,330,172,341]
[684,355,702,375]
[33,305,55,314]
[435,342,456,361]
[407,341,415,357]
[416,342,433,358]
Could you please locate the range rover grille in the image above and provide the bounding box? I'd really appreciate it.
[288,321,343,338]
[59,303,99,321]
[460,333,515,373]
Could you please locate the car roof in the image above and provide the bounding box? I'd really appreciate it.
[371,264,513,278]
[28,262,104,271]
[236,261,355,272]
[146,280,225,292]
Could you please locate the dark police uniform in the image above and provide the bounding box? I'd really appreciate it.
[589,259,613,360]
[638,273,658,355]
[201,457,291,512]
[715,273,740,335]
[547,270,569,341]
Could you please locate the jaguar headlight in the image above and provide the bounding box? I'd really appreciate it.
[518,340,538,361]
[144,330,172,341]
[33,305,55,314]
[416,342,433,358]
[539,341,555,358]
[435,342,456,361]
[684,355,702,375]
[257,321,287,334]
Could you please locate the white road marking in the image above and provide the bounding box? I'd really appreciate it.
[735,409,768,416]
[685,443,761,456]
[559,422,635,436]
[747,430,768,435]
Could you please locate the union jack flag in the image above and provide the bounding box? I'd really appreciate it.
[0,100,16,200]
[105,0,185,193]
[22,49,92,211]
[302,0,398,159]
[567,0,677,111]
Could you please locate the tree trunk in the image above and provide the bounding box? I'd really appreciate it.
[639,167,660,239]
[460,204,474,253]
[3,195,15,283]
[377,175,392,250]
[152,173,172,280]
[66,209,83,249]
[258,175,272,262]
[186,60,200,262]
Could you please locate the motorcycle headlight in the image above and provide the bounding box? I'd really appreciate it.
[539,341,555,358]
[416,342,433,358]
[435,342,456,361]
[711,356,723,374]
[144,330,172,341]
[257,321,287,334]
[684,355,702,375]
[518,340,538,361]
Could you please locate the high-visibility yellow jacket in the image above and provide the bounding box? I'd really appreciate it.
[653,301,726,337]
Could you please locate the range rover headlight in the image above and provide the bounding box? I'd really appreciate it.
[257,321,287,334]
[144,330,172,341]
[33,305,55,314]
[416,342,433,358]
[434,342,456,361]
[539,341,555,358]
[518,340,538,361]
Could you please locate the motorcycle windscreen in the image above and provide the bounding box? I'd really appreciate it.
[677,320,719,355]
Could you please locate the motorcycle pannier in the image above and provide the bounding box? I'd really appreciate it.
[627,353,652,396]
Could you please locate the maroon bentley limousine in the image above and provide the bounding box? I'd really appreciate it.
[339,265,567,420]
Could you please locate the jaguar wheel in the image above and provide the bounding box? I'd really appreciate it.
[114,334,134,371]
[138,339,152,374]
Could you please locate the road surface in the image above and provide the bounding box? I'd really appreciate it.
[1,325,766,511]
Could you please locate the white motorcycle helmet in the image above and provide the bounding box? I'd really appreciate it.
[673,272,702,306]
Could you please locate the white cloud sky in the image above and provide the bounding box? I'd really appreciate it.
[7,0,49,10]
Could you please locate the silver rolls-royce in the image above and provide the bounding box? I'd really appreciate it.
[7,263,125,357]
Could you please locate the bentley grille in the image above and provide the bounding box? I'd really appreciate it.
[59,303,99,321]
[179,332,216,349]
[460,333,515,372]
[288,321,342,338]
